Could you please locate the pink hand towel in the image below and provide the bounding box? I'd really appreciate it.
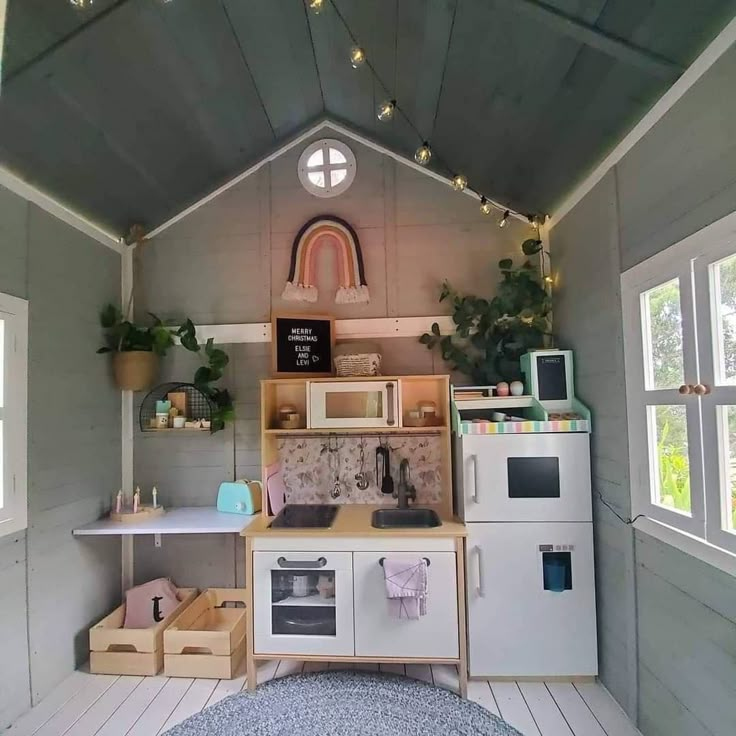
[383,557,428,620]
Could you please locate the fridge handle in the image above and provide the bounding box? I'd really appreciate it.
[471,455,480,504]
[474,545,485,598]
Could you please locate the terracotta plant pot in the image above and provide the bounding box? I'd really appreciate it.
[112,351,159,391]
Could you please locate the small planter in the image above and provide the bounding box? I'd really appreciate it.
[89,587,197,676]
[113,351,159,391]
[164,588,247,679]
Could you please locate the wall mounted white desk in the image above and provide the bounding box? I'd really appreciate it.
[73,507,257,593]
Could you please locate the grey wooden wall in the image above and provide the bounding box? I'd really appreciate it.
[550,43,736,736]
[132,132,528,586]
[0,186,121,728]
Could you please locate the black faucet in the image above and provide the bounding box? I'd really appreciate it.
[395,459,417,509]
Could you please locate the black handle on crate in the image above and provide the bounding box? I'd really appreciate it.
[378,557,430,567]
[277,556,327,569]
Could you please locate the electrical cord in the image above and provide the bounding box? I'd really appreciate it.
[596,490,645,525]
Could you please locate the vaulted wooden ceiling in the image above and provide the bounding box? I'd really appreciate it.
[1,0,735,235]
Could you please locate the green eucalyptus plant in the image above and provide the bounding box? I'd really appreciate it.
[97,305,235,432]
[420,247,552,384]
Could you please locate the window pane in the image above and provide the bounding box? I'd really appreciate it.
[307,171,325,187]
[648,405,691,514]
[719,406,736,533]
[712,253,736,385]
[0,318,4,408]
[329,147,347,164]
[642,279,684,390]
[306,149,323,168]
[330,169,347,187]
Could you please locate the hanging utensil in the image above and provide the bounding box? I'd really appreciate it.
[355,438,369,491]
[376,442,393,496]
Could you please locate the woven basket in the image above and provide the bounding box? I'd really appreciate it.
[334,353,382,377]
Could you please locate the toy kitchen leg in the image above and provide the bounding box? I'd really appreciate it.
[121,536,134,595]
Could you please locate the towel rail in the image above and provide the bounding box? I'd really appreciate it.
[378,557,430,567]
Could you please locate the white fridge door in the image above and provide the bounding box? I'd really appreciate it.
[253,551,354,656]
[466,522,598,678]
[456,433,592,522]
[353,552,459,659]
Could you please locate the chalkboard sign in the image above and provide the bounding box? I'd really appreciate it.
[536,354,569,401]
[272,313,334,377]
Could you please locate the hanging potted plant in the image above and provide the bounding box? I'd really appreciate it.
[97,304,175,391]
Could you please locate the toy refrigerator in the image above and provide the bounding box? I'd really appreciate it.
[453,350,598,678]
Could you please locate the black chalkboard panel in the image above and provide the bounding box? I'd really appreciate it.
[272,314,334,377]
[537,354,568,401]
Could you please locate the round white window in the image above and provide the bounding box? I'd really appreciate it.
[297,139,356,198]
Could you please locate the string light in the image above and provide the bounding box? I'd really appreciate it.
[498,210,510,228]
[479,197,492,216]
[307,0,326,14]
[544,275,554,284]
[451,174,468,192]
[414,142,432,166]
[349,46,366,68]
[69,0,94,7]
[377,99,396,122]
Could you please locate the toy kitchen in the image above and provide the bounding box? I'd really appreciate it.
[241,348,597,693]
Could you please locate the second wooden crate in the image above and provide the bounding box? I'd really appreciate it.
[164,588,248,679]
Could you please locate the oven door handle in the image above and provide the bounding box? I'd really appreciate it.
[277,557,327,569]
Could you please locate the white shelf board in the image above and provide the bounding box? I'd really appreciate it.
[455,396,534,410]
[273,595,336,608]
[72,506,257,536]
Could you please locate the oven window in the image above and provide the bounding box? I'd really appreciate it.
[507,457,560,498]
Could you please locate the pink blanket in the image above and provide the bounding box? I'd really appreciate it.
[383,557,428,620]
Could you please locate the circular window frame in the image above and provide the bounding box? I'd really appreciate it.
[297,139,357,198]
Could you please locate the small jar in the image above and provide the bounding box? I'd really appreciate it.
[418,401,437,419]
[278,404,297,423]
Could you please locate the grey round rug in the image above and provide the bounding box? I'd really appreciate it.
[164,670,523,736]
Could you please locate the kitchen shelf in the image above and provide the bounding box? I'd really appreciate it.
[453,396,534,410]
[264,426,447,436]
[273,595,336,607]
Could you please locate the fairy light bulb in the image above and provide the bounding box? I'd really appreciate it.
[479,197,492,216]
[499,210,510,228]
[377,99,396,122]
[350,46,366,68]
[451,174,468,192]
[69,0,94,7]
[414,142,432,166]
[544,275,554,285]
[308,0,325,14]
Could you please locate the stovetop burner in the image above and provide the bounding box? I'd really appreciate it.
[269,504,339,529]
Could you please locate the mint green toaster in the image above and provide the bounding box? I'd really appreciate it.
[217,480,262,515]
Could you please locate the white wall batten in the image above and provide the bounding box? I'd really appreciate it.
[145,119,527,240]
[184,316,455,346]
[0,165,123,253]
[550,13,736,228]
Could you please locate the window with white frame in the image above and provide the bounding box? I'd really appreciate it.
[622,211,736,555]
[0,292,28,539]
[297,139,356,198]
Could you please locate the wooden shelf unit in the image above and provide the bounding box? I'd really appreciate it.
[260,375,453,517]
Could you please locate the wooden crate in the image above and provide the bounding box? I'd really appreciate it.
[89,588,197,676]
[164,588,248,679]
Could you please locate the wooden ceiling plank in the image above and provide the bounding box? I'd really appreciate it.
[221,0,323,138]
[504,0,684,79]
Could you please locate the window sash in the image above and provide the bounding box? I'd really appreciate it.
[623,210,736,558]
[0,293,28,538]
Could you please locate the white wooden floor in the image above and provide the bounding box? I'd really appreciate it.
[6,662,641,736]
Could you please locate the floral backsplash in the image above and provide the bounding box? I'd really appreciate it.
[276,436,443,505]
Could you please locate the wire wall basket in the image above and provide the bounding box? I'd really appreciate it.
[139,382,214,433]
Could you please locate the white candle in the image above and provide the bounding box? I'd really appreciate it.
[115,490,122,514]
[133,486,141,514]
[152,486,158,509]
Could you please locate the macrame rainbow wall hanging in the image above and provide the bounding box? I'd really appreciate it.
[282,215,370,304]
